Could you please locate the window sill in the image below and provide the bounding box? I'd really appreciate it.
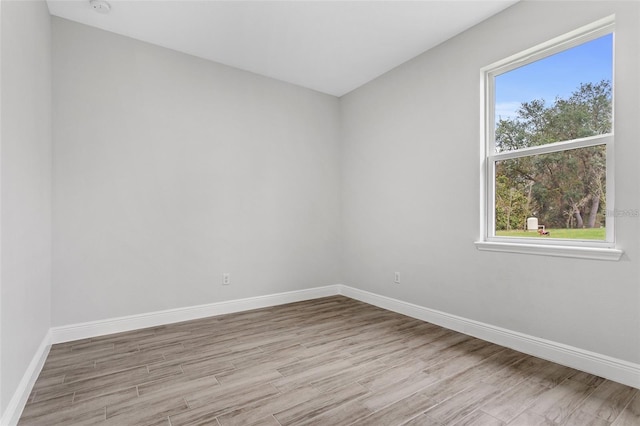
[474,241,623,261]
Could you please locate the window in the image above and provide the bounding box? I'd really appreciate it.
[476,17,623,260]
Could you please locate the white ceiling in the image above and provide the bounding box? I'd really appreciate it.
[46,0,518,97]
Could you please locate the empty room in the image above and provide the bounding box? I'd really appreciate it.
[1,0,639,425]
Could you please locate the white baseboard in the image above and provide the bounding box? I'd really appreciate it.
[51,285,339,344]
[34,284,639,396]
[0,331,51,426]
[8,284,637,425]
[337,285,640,390]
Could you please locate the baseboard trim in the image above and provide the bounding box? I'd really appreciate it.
[10,285,637,425]
[45,284,640,390]
[51,285,339,344]
[1,330,51,426]
[337,285,640,389]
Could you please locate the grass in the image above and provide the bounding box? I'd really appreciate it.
[495,228,605,240]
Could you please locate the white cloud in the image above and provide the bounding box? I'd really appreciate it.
[495,101,521,121]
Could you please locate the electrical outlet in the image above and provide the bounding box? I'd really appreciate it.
[222,273,231,285]
[394,272,400,284]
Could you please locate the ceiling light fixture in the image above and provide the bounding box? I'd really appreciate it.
[89,0,111,14]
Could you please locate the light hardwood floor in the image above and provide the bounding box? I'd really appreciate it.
[19,296,639,425]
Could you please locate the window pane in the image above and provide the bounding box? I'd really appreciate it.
[494,34,612,152]
[495,145,605,240]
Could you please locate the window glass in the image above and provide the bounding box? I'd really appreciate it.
[488,31,613,242]
[494,34,613,152]
[495,145,606,240]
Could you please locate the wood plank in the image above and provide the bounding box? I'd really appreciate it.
[612,392,640,426]
[576,380,637,422]
[349,391,437,426]
[17,296,637,426]
[452,410,505,426]
[480,378,549,422]
[273,382,369,425]
[423,382,503,425]
[522,378,596,424]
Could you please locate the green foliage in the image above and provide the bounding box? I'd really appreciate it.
[494,80,610,234]
[496,81,612,152]
[495,175,528,230]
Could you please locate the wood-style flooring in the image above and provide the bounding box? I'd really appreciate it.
[19,296,639,425]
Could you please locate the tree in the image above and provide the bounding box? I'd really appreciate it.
[494,80,611,230]
[495,175,528,231]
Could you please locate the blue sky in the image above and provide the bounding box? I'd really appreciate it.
[495,33,613,121]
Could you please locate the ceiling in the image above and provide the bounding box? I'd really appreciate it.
[46,0,518,97]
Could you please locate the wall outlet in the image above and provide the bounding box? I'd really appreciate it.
[222,273,231,285]
[394,272,400,284]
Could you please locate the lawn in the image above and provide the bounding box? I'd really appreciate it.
[495,228,606,240]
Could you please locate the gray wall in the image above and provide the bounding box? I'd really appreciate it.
[340,1,640,364]
[0,0,52,415]
[51,18,342,326]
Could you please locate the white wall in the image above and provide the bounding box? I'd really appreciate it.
[340,1,640,364]
[0,0,52,416]
[51,18,342,326]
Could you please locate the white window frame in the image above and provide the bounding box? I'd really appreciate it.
[475,16,623,261]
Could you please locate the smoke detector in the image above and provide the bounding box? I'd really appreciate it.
[89,0,111,14]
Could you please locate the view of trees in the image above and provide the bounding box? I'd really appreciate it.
[494,80,611,232]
